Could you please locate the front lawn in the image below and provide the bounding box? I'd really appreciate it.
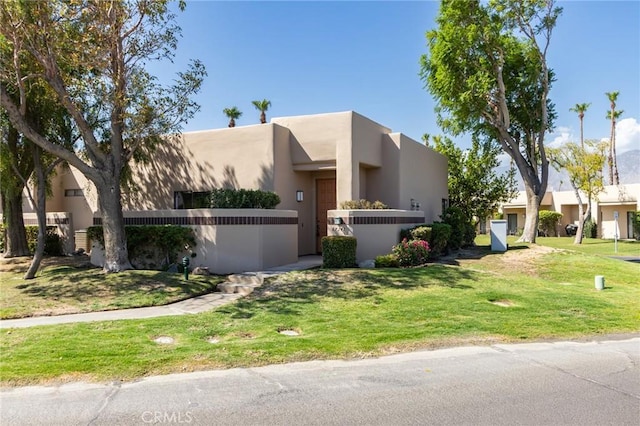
[1,244,638,386]
[0,256,225,319]
[475,234,640,257]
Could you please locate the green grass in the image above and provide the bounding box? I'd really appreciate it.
[475,234,640,257]
[0,257,225,319]
[1,245,638,386]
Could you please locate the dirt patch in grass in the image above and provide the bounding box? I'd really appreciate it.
[442,243,559,277]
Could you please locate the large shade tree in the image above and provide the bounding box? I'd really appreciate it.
[1,34,75,272]
[2,72,74,278]
[0,115,32,257]
[1,0,206,272]
[421,0,561,243]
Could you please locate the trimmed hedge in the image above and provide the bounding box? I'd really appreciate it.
[88,225,196,270]
[209,188,280,209]
[322,236,357,268]
[375,254,399,268]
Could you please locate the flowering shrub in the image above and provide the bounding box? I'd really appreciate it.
[392,238,430,267]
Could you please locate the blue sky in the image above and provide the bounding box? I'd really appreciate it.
[150,1,640,153]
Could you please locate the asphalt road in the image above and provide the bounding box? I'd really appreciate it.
[1,337,639,426]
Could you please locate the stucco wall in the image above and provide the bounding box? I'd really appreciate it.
[272,112,349,166]
[123,124,284,211]
[396,134,448,223]
[327,209,425,262]
[48,167,96,231]
[90,209,298,274]
[29,111,453,257]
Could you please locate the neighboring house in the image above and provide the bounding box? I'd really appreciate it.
[13,111,448,257]
[500,184,640,239]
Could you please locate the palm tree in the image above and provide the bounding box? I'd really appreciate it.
[251,99,271,124]
[223,107,242,128]
[605,91,622,185]
[569,103,590,148]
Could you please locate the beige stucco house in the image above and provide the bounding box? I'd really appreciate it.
[501,183,640,239]
[34,111,448,258]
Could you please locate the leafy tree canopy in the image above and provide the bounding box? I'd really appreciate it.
[425,134,518,225]
[420,0,562,243]
[0,0,206,271]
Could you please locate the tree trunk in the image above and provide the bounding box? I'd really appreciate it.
[608,119,615,185]
[612,125,619,185]
[24,147,47,279]
[519,187,541,243]
[1,190,30,257]
[260,111,266,124]
[96,179,132,272]
[572,185,585,245]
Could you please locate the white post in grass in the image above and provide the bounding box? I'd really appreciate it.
[613,211,619,254]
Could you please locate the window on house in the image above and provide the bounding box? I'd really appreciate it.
[442,198,449,214]
[65,189,84,197]
[174,191,210,209]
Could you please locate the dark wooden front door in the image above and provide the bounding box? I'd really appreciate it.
[316,178,336,253]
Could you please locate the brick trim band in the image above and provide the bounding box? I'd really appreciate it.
[329,216,425,225]
[93,216,298,226]
[24,218,70,226]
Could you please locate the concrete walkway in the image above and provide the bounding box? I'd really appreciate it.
[0,256,323,329]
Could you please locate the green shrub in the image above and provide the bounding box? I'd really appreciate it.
[209,188,280,209]
[25,226,64,256]
[410,226,432,242]
[399,223,450,259]
[88,225,197,270]
[441,206,475,249]
[340,199,389,209]
[322,236,357,268]
[583,218,597,239]
[0,224,64,255]
[399,226,415,242]
[375,254,399,268]
[429,222,451,258]
[392,238,430,267]
[538,210,563,237]
[633,211,640,240]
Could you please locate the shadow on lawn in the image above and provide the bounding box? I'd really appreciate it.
[13,267,218,302]
[434,243,529,266]
[218,264,480,319]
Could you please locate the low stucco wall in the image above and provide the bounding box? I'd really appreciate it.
[326,210,425,262]
[91,209,298,274]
